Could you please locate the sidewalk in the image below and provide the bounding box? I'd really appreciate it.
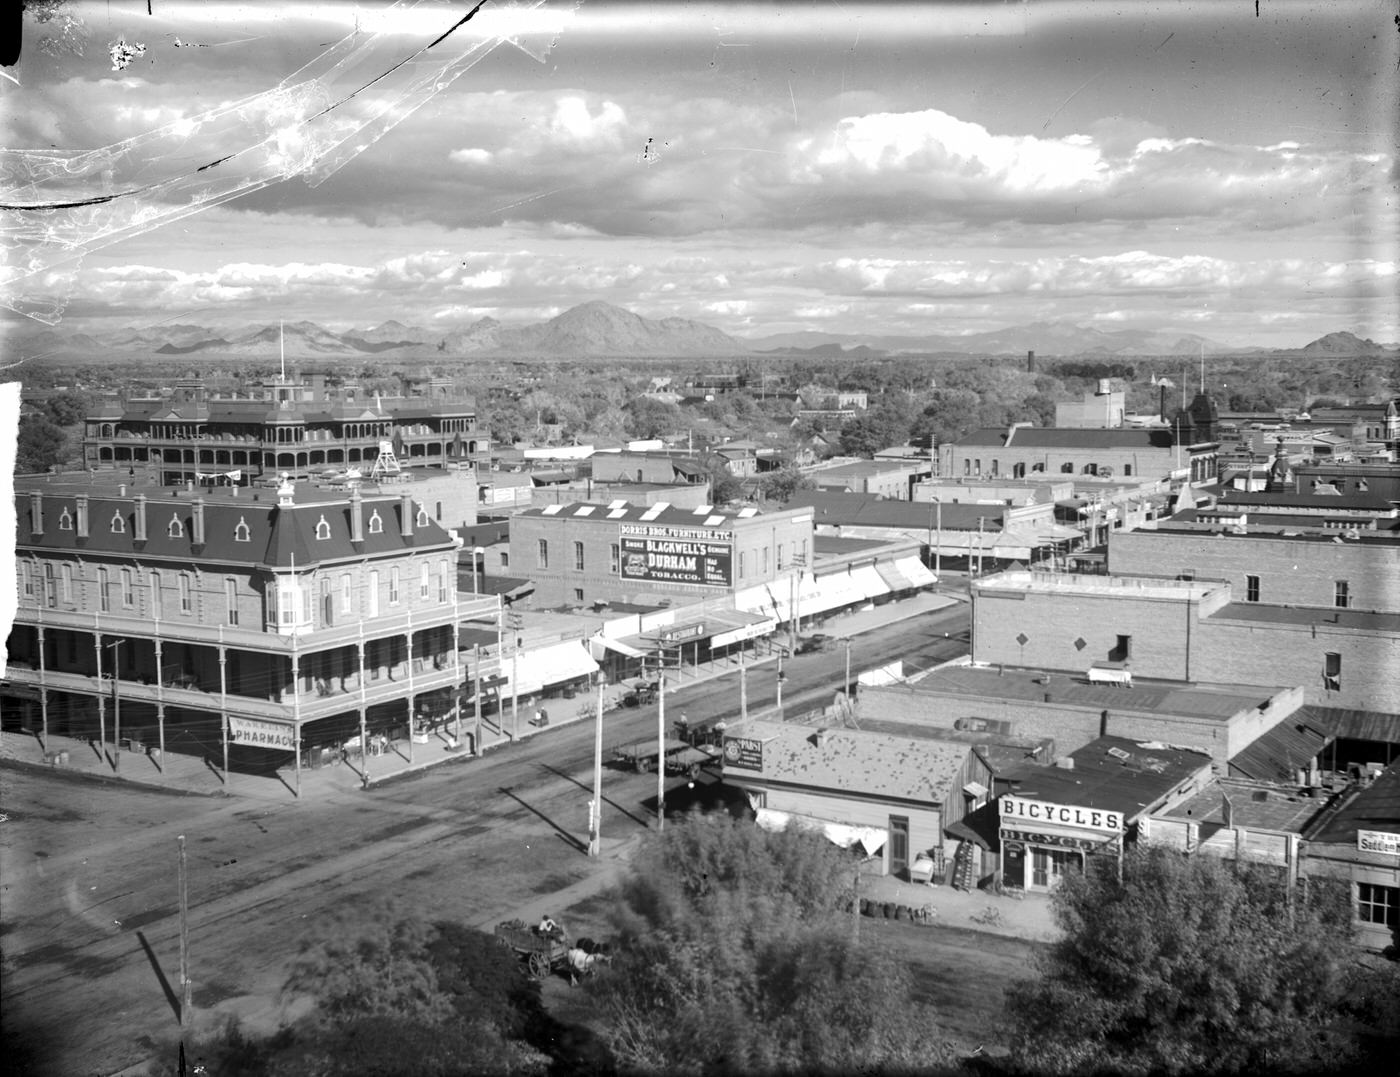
[0,588,963,801]
[859,871,1059,943]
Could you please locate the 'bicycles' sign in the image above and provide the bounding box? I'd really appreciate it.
[229,716,296,750]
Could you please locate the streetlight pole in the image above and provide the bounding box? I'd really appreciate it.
[738,641,748,721]
[589,671,607,857]
[844,638,852,699]
[776,655,786,712]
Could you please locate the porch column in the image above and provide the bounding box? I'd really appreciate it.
[452,594,462,747]
[218,641,230,792]
[93,626,106,764]
[36,625,48,752]
[357,626,370,788]
[474,644,483,756]
[404,614,414,763]
[154,638,165,775]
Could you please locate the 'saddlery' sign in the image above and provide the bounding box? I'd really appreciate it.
[1358,829,1400,856]
[1000,794,1125,833]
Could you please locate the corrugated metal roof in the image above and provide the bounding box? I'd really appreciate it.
[1306,765,1400,844]
[1229,720,1331,783]
[1298,706,1400,745]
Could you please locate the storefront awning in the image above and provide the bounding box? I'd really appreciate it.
[734,583,780,616]
[894,556,937,588]
[849,565,891,601]
[755,808,888,854]
[710,616,778,649]
[875,560,917,592]
[588,635,648,661]
[505,640,599,696]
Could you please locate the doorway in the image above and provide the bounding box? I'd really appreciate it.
[1029,847,1079,890]
[889,815,909,877]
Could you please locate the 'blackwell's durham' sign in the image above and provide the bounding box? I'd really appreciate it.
[619,524,732,587]
[1000,795,1125,833]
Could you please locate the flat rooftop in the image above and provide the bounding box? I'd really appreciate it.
[910,665,1288,723]
[975,571,1221,602]
[1210,603,1400,633]
[1163,778,1326,833]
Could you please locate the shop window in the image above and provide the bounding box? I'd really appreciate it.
[538,539,549,569]
[1323,652,1341,691]
[574,541,585,572]
[610,543,620,573]
[1334,580,1351,608]
[1358,883,1399,928]
[1246,575,1260,603]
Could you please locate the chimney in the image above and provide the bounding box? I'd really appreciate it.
[134,494,148,541]
[75,494,89,538]
[1100,708,1110,738]
[1055,756,1076,770]
[350,486,364,543]
[192,497,206,546]
[29,491,43,535]
[400,493,415,538]
[1159,383,1168,424]
[1026,350,1035,373]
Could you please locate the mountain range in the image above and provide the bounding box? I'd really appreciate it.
[9,301,1396,361]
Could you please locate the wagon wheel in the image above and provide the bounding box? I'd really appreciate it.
[528,951,551,980]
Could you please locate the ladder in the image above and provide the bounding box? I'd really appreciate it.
[952,840,977,891]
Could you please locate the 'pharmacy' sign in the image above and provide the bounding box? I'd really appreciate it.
[229,716,297,750]
[1000,795,1124,834]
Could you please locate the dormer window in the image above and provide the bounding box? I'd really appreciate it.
[416,508,430,528]
[110,512,126,534]
[168,514,184,538]
[315,515,332,540]
[234,517,251,543]
[58,509,73,531]
[368,511,383,535]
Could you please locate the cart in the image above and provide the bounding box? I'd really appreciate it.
[612,738,715,779]
[494,920,572,980]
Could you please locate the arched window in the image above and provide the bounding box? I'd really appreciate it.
[111,512,126,534]
[234,517,251,542]
[167,514,184,538]
[315,515,331,540]
[58,509,73,530]
[368,511,383,534]
[416,508,430,528]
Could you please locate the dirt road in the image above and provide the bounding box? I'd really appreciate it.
[1,606,969,1076]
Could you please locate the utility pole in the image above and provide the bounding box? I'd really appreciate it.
[588,671,607,857]
[507,608,524,740]
[106,638,126,772]
[738,641,748,721]
[787,553,807,655]
[776,654,786,712]
[473,644,483,756]
[177,835,192,1032]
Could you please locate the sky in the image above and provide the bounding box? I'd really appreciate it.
[3,0,1398,347]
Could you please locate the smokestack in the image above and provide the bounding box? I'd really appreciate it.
[76,495,89,538]
[192,497,206,546]
[1026,350,1035,373]
[29,491,43,535]
[350,486,364,543]
[1160,383,1168,424]
[134,494,148,541]
[400,493,414,538]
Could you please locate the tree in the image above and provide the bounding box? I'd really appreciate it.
[1005,847,1368,1076]
[16,416,69,474]
[705,459,743,504]
[624,396,682,439]
[756,466,815,504]
[590,815,946,1075]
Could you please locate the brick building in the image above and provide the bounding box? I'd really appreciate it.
[508,501,814,609]
[940,423,1218,485]
[2,474,497,794]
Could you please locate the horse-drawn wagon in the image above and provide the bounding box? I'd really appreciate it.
[612,737,715,779]
[494,919,571,980]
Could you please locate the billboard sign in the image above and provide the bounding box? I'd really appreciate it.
[620,524,732,587]
[722,735,764,772]
[1000,795,1124,834]
[228,716,297,750]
